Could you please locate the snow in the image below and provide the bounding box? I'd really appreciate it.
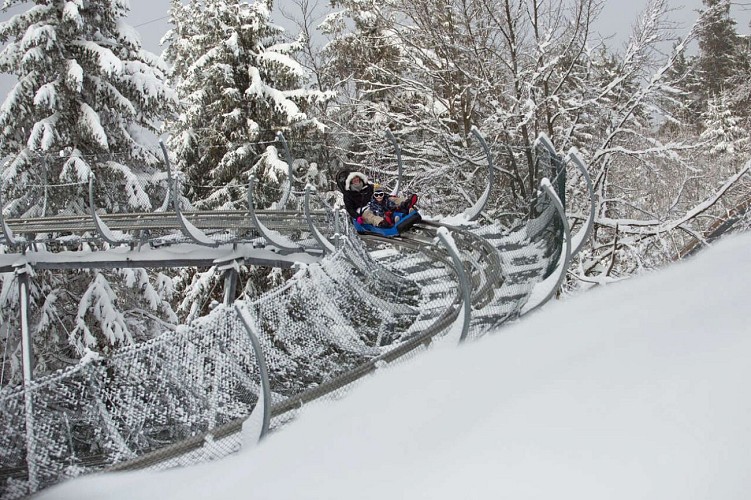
[79,102,109,149]
[258,50,305,78]
[39,230,751,499]
[71,41,123,76]
[32,82,57,109]
[19,24,56,51]
[438,212,478,227]
[116,19,141,49]
[62,1,83,29]
[121,60,174,102]
[65,59,83,92]
[73,273,132,347]
[27,116,57,151]
[62,152,91,182]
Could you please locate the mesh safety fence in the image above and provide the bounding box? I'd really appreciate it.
[463,141,567,336]
[0,230,463,498]
[0,306,262,498]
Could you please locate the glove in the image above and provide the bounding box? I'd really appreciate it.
[397,195,418,212]
[383,211,395,226]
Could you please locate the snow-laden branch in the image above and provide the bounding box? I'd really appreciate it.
[596,158,751,235]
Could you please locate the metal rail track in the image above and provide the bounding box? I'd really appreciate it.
[4,209,327,234]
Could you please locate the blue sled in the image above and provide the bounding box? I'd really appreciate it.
[353,210,422,236]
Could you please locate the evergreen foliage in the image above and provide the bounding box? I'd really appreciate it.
[700,94,748,156]
[696,0,739,98]
[163,0,331,210]
[0,1,178,382]
[0,0,175,213]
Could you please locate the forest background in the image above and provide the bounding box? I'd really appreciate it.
[0,0,750,385]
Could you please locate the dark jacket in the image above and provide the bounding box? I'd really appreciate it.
[343,184,374,218]
[337,170,374,218]
[367,197,397,217]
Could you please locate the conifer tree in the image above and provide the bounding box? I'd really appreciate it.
[0,1,178,380]
[696,0,740,99]
[660,46,702,132]
[694,1,750,132]
[0,0,176,214]
[699,94,748,156]
[163,0,330,210]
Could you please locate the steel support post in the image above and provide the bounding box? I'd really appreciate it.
[235,305,271,441]
[222,266,239,306]
[304,186,335,254]
[436,229,472,343]
[16,264,38,492]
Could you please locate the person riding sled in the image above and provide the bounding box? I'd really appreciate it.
[367,185,418,228]
[340,171,374,221]
[338,170,418,228]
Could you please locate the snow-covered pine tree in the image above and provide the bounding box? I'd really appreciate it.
[696,0,740,101]
[0,0,176,213]
[163,0,331,211]
[658,45,702,133]
[700,94,748,156]
[0,1,178,381]
[696,0,751,127]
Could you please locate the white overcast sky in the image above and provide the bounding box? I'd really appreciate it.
[1,0,750,101]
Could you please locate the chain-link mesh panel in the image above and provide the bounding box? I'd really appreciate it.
[462,145,568,336]
[0,307,261,499]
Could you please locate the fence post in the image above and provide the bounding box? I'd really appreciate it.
[520,178,572,315]
[335,209,348,249]
[436,228,472,343]
[234,305,271,441]
[89,174,131,246]
[219,261,240,306]
[566,149,595,257]
[247,176,302,253]
[304,185,336,254]
[16,262,39,493]
[462,127,494,221]
[159,140,216,246]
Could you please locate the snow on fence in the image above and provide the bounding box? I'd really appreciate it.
[0,232,461,498]
[0,137,584,499]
